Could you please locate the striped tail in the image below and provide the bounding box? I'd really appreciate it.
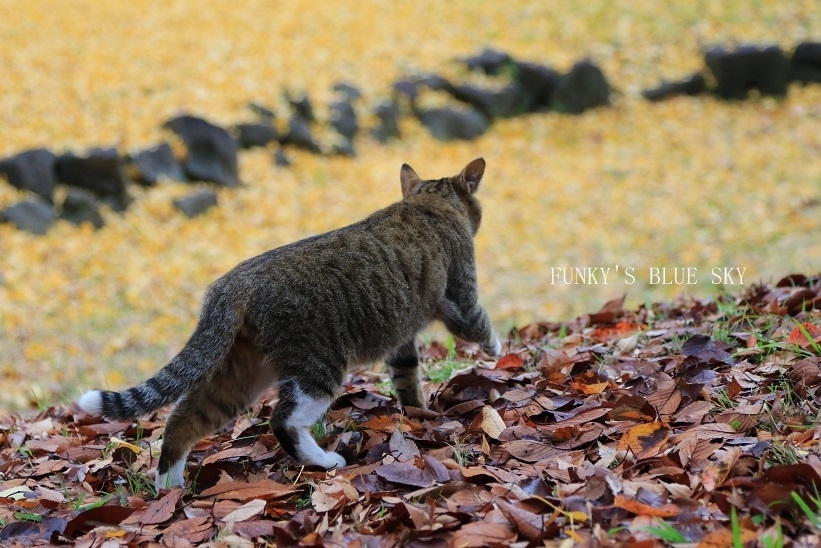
[78,287,244,420]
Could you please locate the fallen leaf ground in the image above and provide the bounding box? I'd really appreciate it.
[3,278,821,546]
[2,1,821,412]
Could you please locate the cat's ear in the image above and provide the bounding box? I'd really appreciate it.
[454,158,485,194]
[400,163,422,198]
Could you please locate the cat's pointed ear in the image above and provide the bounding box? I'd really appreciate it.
[400,163,422,198]
[455,158,485,194]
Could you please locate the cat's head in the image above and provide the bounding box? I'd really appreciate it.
[400,158,486,234]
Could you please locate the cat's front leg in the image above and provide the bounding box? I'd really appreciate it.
[437,299,502,356]
[386,339,427,409]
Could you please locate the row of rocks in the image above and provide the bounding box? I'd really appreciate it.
[2,42,820,235]
[643,41,821,101]
[0,115,240,234]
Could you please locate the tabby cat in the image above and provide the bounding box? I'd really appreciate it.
[78,158,501,490]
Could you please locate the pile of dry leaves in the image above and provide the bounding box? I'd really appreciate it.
[3,276,821,547]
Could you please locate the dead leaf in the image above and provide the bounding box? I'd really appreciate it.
[449,521,517,547]
[788,322,821,348]
[222,498,266,523]
[617,422,669,459]
[503,440,565,463]
[495,353,524,370]
[141,488,185,525]
[612,494,681,517]
[478,405,506,440]
[495,499,546,542]
[198,480,298,501]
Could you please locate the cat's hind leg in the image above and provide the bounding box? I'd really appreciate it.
[270,378,346,470]
[386,339,426,409]
[156,389,248,490]
[156,334,271,490]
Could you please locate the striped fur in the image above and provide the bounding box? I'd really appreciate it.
[78,158,500,490]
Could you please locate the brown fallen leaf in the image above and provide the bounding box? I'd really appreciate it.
[502,440,566,463]
[449,520,517,547]
[222,498,266,523]
[612,494,681,517]
[495,353,524,370]
[198,479,298,501]
[141,488,185,525]
[62,505,135,538]
[495,499,546,542]
[787,322,821,348]
[161,515,213,545]
[375,456,450,488]
[697,526,757,548]
[617,422,669,459]
[478,405,506,440]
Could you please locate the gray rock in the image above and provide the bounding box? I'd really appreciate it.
[332,82,362,102]
[0,148,57,202]
[705,45,789,100]
[235,123,278,149]
[173,189,218,218]
[1,198,57,235]
[461,48,514,76]
[370,100,401,143]
[165,115,239,187]
[283,115,321,153]
[329,100,359,141]
[551,60,611,114]
[131,143,186,185]
[55,147,131,211]
[417,106,490,141]
[790,42,821,84]
[642,73,707,102]
[274,147,292,167]
[60,188,104,229]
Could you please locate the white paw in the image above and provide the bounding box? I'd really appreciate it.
[319,451,347,470]
[155,459,186,491]
[487,337,502,357]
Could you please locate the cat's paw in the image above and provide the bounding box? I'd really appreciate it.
[320,451,347,470]
[483,337,502,357]
[155,459,186,491]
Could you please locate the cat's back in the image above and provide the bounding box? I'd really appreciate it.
[218,197,464,358]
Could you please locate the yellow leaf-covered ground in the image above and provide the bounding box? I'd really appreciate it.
[1,1,820,412]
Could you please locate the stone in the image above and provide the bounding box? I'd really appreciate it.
[461,48,513,76]
[131,143,186,185]
[705,45,789,100]
[55,147,130,211]
[285,91,315,122]
[642,73,707,102]
[331,138,356,157]
[513,62,562,112]
[165,115,239,187]
[235,122,278,149]
[173,189,218,218]
[329,100,359,141]
[370,100,401,143]
[423,74,522,120]
[60,188,104,229]
[0,148,57,202]
[791,42,821,84]
[274,147,292,167]
[333,82,362,102]
[551,60,611,114]
[1,198,57,235]
[416,106,490,141]
[247,102,275,120]
[283,115,321,153]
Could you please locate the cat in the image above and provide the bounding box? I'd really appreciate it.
[78,158,501,490]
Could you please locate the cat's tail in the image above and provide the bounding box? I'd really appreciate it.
[78,286,245,421]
